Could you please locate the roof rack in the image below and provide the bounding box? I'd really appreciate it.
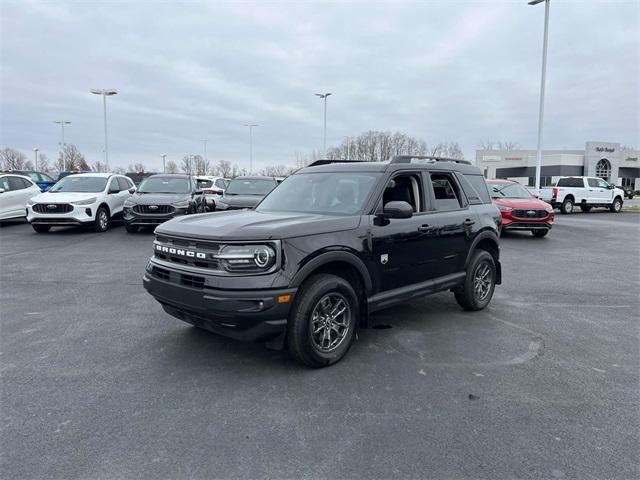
[307,159,365,167]
[390,155,472,166]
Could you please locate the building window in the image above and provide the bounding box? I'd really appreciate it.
[595,158,611,181]
[527,176,553,187]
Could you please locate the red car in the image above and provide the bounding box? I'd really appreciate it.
[486,179,554,237]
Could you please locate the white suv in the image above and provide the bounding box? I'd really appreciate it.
[27,173,135,233]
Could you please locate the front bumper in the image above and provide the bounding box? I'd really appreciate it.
[143,263,297,342]
[123,207,188,226]
[27,204,97,226]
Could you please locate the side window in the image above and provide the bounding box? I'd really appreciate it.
[459,173,491,204]
[8,176,28,191]
[430,173,463,211]
[109,178,120,192]
[0,177,10,191]
[557,178,584,188]
[382,173,424,212]
[587,178,598,188]
[117,177,130,191]
[215,179,227,189]
[595,178,609,189]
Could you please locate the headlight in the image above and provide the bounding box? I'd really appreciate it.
[215,244,277,273]
[172,200,190,208]
[497,205,512,212]
[71,197,97,205]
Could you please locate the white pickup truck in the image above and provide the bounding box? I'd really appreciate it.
[539,176,624,214]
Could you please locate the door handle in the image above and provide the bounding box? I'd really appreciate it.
[463,219,475,226]
[418,224,436,233]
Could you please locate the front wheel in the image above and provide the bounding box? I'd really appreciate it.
[32,224,51,233]
[531,229,549,237]
[610,197,622,213]
[287,274,358,368]
[93,207,110,232]
[560,198,574,214]
[454,250,496,311]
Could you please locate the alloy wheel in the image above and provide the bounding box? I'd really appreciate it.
[473,262,492,301]
[310,293,351,353]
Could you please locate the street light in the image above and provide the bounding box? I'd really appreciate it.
[33,148,39,171]
[53,120,71,171]
[161,154,167,173]
[343,136,351,160]
[243,124,258,173]
[315,92,332,156]
[529,0,551,193]
[90,88,118,171]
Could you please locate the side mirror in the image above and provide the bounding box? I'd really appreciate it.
[607,184,615,190]
[0,188,5,194]
[379,201,413,219]
[128,187,136,194]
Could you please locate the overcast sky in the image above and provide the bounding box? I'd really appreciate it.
[1,0,638,172]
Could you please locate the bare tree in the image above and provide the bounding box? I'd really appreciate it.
[214,159,232,177]
[478,139,495,150]
[92,161,109,173]
[37,153,51,172]
[112,166,126,174]
[260,164,291,177]
[57,144,88,171]
[496,141,519,150]
[165,160,179,173]
[128,163,146,172]
[180,155,194,174]
[0,147,27,170]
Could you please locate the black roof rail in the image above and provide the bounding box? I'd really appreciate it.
[390,155,472,166]
[307,159,366,167]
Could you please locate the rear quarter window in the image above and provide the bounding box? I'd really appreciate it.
[458,173,491,204]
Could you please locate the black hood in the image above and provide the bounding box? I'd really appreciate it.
[156,210,361,240]
[129,192,191,205]
[219,194,264,208]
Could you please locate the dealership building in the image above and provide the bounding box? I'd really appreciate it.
[475,141,639,191]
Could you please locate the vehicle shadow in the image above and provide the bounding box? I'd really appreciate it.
[0,218,28,228]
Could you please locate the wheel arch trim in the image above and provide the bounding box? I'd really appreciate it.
[289,250,373,294]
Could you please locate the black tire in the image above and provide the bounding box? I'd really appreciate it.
[32,224,51,233]
[454,250,496,311]
[125,224,138,233]
[580,205,592,213]
[610,197,623,213]
[531,229,549,237]
[560,197,574,214]
[93,207,110,232]
[287,273,359,368]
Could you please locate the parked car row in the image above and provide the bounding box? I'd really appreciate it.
[0,171,281,233]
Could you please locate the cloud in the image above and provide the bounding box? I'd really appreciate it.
[1,0,638,171]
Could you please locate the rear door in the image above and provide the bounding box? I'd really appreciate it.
[590,177,611,202]
[423,171,477,278]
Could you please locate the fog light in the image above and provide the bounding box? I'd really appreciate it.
[85,208,92,216]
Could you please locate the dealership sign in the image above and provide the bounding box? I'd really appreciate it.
[596,147,615,153]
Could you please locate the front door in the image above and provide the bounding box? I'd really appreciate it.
[368,172,440,292]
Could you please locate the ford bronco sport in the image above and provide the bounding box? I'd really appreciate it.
[143,157,502,367]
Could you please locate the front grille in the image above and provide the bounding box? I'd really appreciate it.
[133,204,175,214]
[512,209,547,219]
[154,235,222,270]
[180,273,204,289]
[33,203,73,213]
[152,266,171,281]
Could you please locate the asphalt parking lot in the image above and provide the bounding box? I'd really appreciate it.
[1,212,639,479]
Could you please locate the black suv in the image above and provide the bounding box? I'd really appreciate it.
[124,174,205,232]
[143,157,502,367]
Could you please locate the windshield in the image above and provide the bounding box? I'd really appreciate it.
[50,176,107,193]
[138,177,191,194]
[226,178,276,195]
[489,183,532,199]
[257,172,380,215]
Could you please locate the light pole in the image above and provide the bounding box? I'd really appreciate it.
[343,136,351,160]
[243,124,258,173]
[315,92,332,156]
[33,148,39,170]
[202,139,208,174]
[161,154,167,173]
[53,120,71,171]
[529,0,551,194]
[90,88,118,171]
